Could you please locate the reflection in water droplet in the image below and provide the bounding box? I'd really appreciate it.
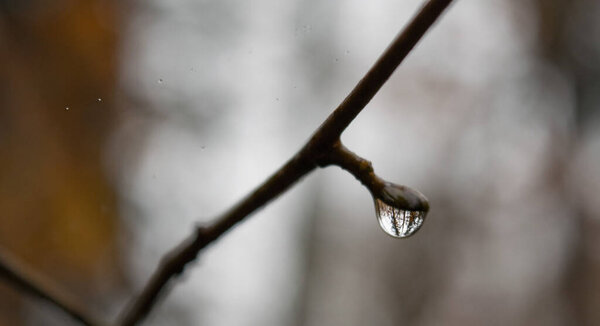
[374,198,426,238]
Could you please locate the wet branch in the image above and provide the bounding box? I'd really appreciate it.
[0,249,106,326]
[117,1,454,325]
[0,0,455,325]
[316,140,386,194]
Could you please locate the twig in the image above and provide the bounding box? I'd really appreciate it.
[0,249,106,326]
[316,139,386,193]
[117,0,454,324]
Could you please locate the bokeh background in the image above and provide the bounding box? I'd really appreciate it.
[1,0,600,325]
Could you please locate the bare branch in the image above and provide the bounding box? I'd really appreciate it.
[316,140,386,194]
[0,249,106,326]
[117,0,454,324]
[118,155,316,326]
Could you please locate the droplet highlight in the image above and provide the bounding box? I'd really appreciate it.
[374,198,425,238]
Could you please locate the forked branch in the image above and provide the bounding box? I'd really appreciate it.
[118,0,454,325]
[0,1,454,325]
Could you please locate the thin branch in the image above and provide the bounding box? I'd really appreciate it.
[0,249,106,326]
[304,0,455,148]
[320,140,430,213]
[316,140,386,194]
[117,155,316,326]
[118,0,454,325]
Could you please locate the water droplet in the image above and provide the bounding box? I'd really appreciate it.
[373,182,429,238]
[374,198,425,238]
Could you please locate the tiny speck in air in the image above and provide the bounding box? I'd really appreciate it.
[158,79,163,84]
[97,98,102,102]
[65,107,70,111]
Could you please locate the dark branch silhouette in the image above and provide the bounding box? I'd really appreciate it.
[0,0,454,325]
[118,1,454,325]
[0,250,106,326]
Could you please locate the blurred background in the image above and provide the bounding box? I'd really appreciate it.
[1,0,599,325]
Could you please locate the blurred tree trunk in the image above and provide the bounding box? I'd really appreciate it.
[0,0,125,324]
[528,0,600,324]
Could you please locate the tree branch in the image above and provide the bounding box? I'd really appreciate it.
[0,249,106,326]
[316,139,386,194]
[117,1,454,324]
[0,1,453,325]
